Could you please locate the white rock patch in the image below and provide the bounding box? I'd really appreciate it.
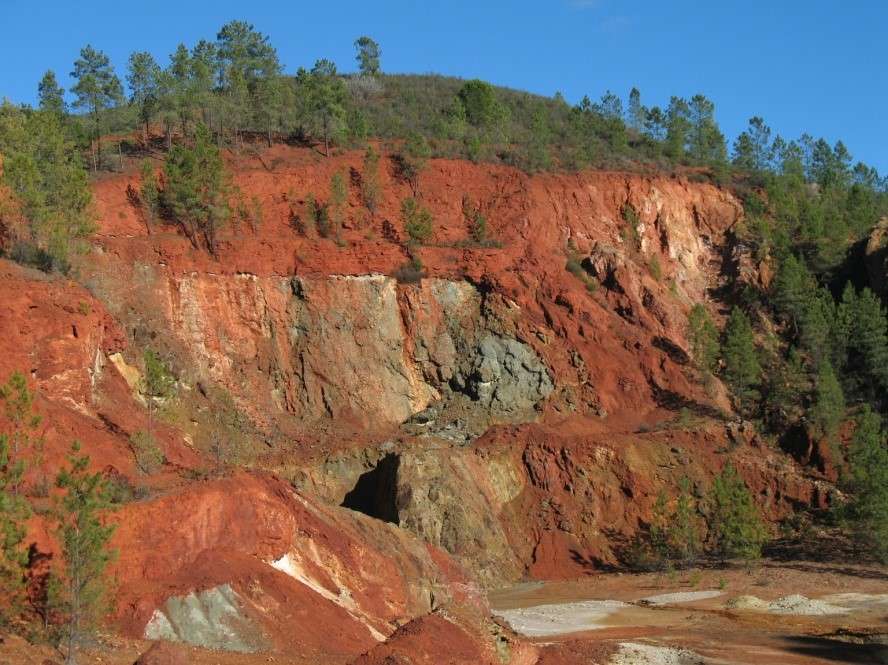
[610,642,706,665]
[494,600,630,637]
[269,550,387,641]
[726,594,849,615]
[768,594,850,615]
[640,590,723,606]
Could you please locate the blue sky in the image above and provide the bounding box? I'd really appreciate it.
[2,0,885,172]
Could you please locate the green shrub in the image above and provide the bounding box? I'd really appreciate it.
[648,255,662,281]
[393,256,425,283]
[707,462,767,560]
[626,479,702,570]
[304,194,330,238]
[130,430,164,474]
[401,197,433,244]
[621,203,642,250]
[688,304,719,374]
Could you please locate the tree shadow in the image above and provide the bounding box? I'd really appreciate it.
[763,528,888,580]
[647,378,727,420]
[778,635,888,664]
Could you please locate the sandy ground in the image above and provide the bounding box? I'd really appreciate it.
[2,560,886,665]
[492,561,888,664]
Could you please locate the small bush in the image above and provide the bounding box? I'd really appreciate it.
[393,256,426,283]
[649,255,662,281]
[8,241,68,274]
[621,203,642,251]
[304,194,331,238]
[401,197,434,244]
[130,430,164,474]
[565,257,584,277]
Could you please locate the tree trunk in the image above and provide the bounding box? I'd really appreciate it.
[94,110,102,171]
[323,114,330,157]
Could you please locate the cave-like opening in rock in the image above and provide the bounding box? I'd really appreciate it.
[340,453,400,524]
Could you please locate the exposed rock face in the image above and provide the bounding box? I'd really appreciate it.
[139,272,553,433]
[87,154,744,434]
[298,416,824,588]
[452,333,553,414]
[144,584,267,653]
[395,447,525,586]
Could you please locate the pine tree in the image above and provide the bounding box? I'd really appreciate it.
[299,60,347,157]
[811,360,845,440]
[853,288,888,392]
[0,103,95,270]
[140,350,174,440]
[831,282,856,372]
[401,197,434,245]
[707,462,767,560]
[721,308,761,405]
[664,96,691,160]
[799,289,835,363]
[626,87,645,132]
[0,434,30,627]
[644,106,667,142]
[688,94,727,166]
[0,371,42,460]
[667,477,702,566]
[126,52,161,142]
[354,36,381,76]
[731,116,772,172]
[457,80,504,129]
[216,21,281,145]
[397,132,431,195]
[772,255,812,329]
[764,346,807,430]
[70,45,123,170]
[38,70,66,115]
[161,123,232,255]
[846,407,888,561]
[189,40,219,132]
[53,442,117,665]
[687,304,719,374]
[166,44,193,139]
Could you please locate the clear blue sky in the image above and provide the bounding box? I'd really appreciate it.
[2,0,885,172]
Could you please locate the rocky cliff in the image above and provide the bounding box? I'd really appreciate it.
[0,145,832,661]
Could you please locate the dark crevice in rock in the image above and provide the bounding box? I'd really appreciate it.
[340,453,401,524]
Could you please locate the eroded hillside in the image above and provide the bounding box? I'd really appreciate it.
[0,145,845,662]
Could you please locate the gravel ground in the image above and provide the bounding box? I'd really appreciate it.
[726,594,850,615]
[640,590,724,606]
[610,642,707,665]
[494,600,630,637]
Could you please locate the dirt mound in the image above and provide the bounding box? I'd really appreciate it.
[726,594,850,615]
[133,642,189,665]
[349,607,533,665]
